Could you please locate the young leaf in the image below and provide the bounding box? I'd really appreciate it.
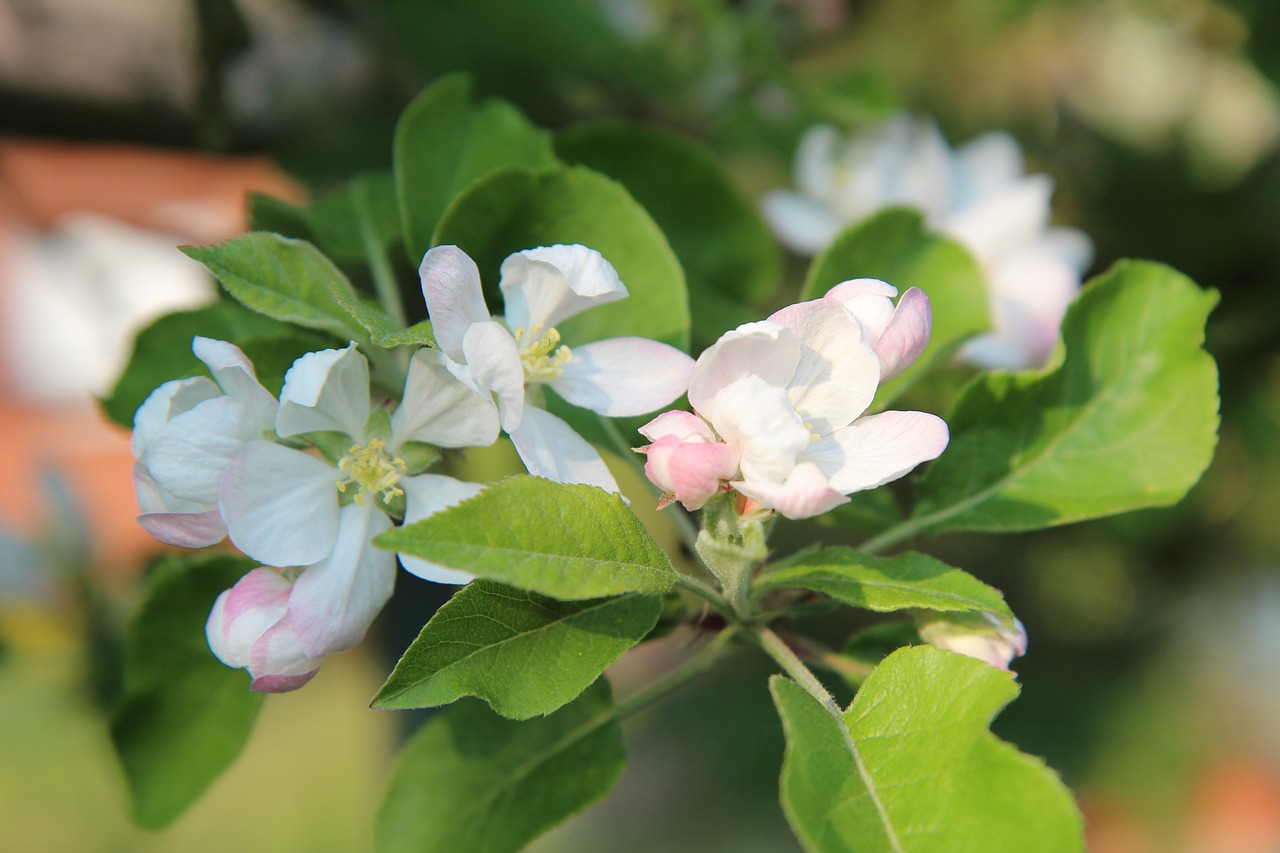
[100,300,332,428]
[433,164,690,349]
[375,679,626,853]
[911,260,1220,533]
[771,646,1082,853]
[373,580,661,719]
[109,553,263,830]
[375,477,676,600]
[755,548,1012,619]
[395,73,557,262]
[801,208,989,399]
[556,120,781,304]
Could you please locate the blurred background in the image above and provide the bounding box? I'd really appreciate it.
[1,0,1279,850]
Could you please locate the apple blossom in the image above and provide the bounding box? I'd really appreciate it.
[206,567,320,693]
[762,114,1093,370]
[131,336,278,548]
[218,343,497,664]
[418,243,695,493]
[915,611,1029,672]
[638,292,948,518]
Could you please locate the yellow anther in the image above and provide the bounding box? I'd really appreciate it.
[518,324,573,383]
[336,439,407,506]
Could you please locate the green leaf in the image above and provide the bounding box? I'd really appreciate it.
[376,476,676,600]
[184,232,432,349]
[375,679,625,853]
[308,172,403,263]
[434,164,690,349]
[556,120,781,304]
[801,209,989,400]
[395,73,557,262]
[771,646,1082,853]
[373,580,661,718]
[109,553,263,829]
[912,260,1220,533]
[755,548,1013,619]
[183,233,367,340]
[100,300,332,428]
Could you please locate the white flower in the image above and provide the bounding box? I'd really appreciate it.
[640,288,948,519]
[916,611,1028,672]
[418,243,696,492]
[131,336,278,548]
[219,343,497,661]
[762,114,1094,370]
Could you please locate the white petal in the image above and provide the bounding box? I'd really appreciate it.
[499,244,626,332]
[131,376,219,457]
[138,508,227,549]
[143,396,261,505]
[637,410,717,444]
[398,473,485,584]
[276,344,371,439]
[942,174,1053,267]
[550,337,694,417]
[390,348,501,449]
[1043,226,1094,274]
[508,406,620,493]
[770,300,880,435]
[819,278,899,340]
[709,376,809,485]
[193,337,277,431]
[220,441,340,567]
[288,502,396,658]
[806,410,949,493]
[760,191,841,256]
[206,567,292,668]
[951,131,1024,207]
[687,321,801,419]
[419,245,493,362]
[462,320,525,431]
[733,462,849,520]
[248,614,321,692]
[794,125,842,202]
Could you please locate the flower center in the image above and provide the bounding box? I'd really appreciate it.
[515,324,573,383]
[336,439,406,506]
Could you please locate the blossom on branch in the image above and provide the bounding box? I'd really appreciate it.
[762,114,1093,370]
[916,611,1029,672]
[419,243,695,493]
[638,285,948,519]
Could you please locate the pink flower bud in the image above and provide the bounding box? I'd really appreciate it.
[636,411,742,511]
[206,567,320,693]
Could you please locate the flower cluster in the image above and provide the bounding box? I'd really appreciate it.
[132,242,694,691]
[637,279,949,519]
[762,114,1093,370]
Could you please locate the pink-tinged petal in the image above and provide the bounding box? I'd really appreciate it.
[687,321,800,417]
[288,502,396,658]
[206,567,293,668]
[733,462,849,520]
[644,436,741,511]
[131,376,220,457]
[499,244,626,332]
[941,174,1053,268]
[770,300,880,434]
[708,376,809,485]
[220,441,340,567]
[870,286,932,381]
[760,191,842,256]
[462,320,525,431]
[508,406,620,493]
[143,396,261,505]
[806,410,949,494]
[970,243,1080,369]
[390,348,500,449]
[193,337,277,430]
[248,613,321,692]
[398,473,485,584]
[550,337,694,417]
[637,410,717,444]
[419,245,493,362]
[815,278,899,340]
[138,509,227,548]
[276,344,371,439]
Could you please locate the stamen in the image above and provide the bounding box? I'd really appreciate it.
[336,439,407,506]
[518,325,573,383]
